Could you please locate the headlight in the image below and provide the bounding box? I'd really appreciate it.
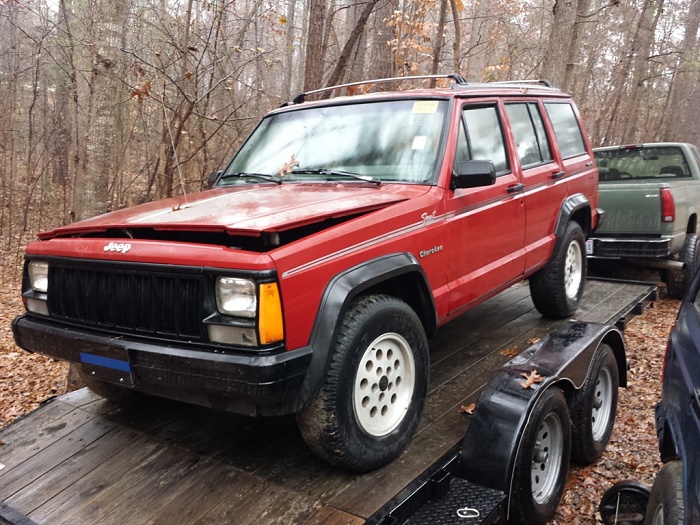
[28,260,49,293]
[216,277,256,318]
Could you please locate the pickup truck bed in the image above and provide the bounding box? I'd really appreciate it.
[0,278,656,525]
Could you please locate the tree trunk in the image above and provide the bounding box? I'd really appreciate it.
[664,0,700,142]
[304,0,327,90]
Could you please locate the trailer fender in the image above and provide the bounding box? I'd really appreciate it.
[457,321,626,494]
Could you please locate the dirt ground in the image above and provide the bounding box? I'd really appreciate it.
[0,267,674,524]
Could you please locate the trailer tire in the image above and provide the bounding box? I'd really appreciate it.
[529,221,586,318]
[79,370,142,403]
[667,234,700,299]
[509,387,571,525]
[644,461,684,525]
[570,343,619,464]
[297,294,429,472]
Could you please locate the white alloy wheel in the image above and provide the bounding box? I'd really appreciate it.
[532,412,565,505]
[564,239,583,300]
[353,332,416,437]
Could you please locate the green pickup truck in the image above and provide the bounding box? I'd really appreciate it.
[590,142,700,298]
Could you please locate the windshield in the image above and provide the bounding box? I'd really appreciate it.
[595,146,692,181]
[219,99,449,185]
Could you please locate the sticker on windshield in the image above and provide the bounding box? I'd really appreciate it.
[412,136,427,150]
[412,101,439,114]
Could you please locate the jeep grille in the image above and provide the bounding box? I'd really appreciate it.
[47,264,206,341]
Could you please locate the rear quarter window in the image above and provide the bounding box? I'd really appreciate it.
[544,102,587,159]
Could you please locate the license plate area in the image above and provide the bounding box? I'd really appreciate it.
[586,239,594,255]
[80,345,134,387]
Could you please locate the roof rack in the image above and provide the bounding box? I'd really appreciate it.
[286,74,558,106]
[484,79,555,88]
[289,73,468,105]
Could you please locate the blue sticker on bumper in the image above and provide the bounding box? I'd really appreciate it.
[80,352,131,373]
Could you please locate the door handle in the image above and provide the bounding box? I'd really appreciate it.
[551,171,566,179]
[507,183,525,193]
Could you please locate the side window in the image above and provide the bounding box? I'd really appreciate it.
[544,102,587,159]
[457,106,509,173]
[505,103,553,168]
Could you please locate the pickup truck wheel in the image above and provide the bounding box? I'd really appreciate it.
[570,343,619,464]
[644,461,684,525]
[297,294,429,472]
[509,387,571,525]
[529,221,586,318]
[667,234,700,299]
[78,370,142,403]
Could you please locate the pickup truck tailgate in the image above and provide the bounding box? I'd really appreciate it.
[596,182,663,235]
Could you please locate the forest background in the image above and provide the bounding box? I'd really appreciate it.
[2,0,700,271]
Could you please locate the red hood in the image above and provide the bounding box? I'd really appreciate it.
[40,184,421,239]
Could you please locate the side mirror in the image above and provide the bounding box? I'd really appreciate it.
[208,170,223,188]
[451,161,497,190]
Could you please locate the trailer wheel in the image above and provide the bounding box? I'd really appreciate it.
[529,221,586,318]
[509,387,571,525]
[644,461,684,525]
[667,234,700,299]
[297,294,429,472]
[79,370,141,403]
[570,343,619,464]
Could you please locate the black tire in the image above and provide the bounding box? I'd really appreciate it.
[570,343,619,464]
[530,221,587,318]
[509,387,572,525]
[296,294,429,472]
[667,234,700,299]
[79,369,142,403]
[644,461,685,525]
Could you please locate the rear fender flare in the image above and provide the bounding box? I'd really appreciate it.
[457,322,626,496]
[553,194,592,253]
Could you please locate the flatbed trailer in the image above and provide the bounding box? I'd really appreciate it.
[0,278,657,525]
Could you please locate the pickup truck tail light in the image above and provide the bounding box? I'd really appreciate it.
[660,187,675,223]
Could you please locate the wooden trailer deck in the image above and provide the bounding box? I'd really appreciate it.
[0,278,657,525]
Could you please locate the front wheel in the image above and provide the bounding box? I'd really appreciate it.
[530,221,586,318]
[644,461,684,525]
[570,343,619,464]
[509,387,572,525]
[296,294,429,472]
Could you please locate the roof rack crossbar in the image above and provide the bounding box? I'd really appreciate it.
[485,79,555,88]
[290,73,467,104]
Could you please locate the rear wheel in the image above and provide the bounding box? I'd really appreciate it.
[509,387,571,525]
[644,461,684,525]
[570,343,619,464]
[667,234,700,299]
[296,294,429,472]
[530,221,586,318]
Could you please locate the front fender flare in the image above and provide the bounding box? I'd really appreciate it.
[293,252,436,411]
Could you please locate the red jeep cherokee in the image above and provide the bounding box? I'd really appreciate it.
[13,74,601,471]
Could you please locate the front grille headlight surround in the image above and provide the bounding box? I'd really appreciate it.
[28,260,49,293]
[216,277,257,318]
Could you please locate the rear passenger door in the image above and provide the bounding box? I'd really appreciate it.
[504,101,566,272]
[446,103,526,315]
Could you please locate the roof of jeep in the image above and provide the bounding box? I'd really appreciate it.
[282,74,571,109]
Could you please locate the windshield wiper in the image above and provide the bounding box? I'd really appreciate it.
[290,168,381,185]
[219,172,282,185]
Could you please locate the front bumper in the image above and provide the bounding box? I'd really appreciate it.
[12,315,312,416]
